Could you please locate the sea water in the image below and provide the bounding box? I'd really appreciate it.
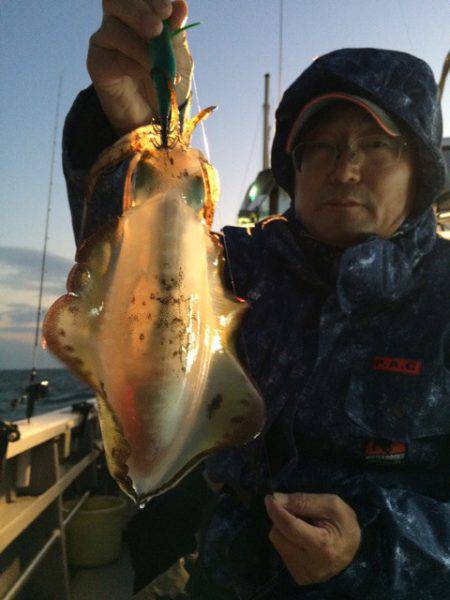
[0,369,93,421]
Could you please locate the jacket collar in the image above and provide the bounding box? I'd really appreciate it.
[261,206,436,315]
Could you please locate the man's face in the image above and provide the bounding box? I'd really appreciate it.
[293,102,416,247]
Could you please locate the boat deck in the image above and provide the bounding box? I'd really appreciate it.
[71,544,134,600]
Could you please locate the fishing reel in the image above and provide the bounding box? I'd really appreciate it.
[0,421,20,471]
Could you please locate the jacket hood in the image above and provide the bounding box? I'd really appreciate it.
[271,48,447,214]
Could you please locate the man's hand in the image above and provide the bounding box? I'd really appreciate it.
[265,492,361,586]
[87,0,193,136]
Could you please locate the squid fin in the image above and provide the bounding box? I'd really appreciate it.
[42,294,99,392]
[96,394,134,499]
[182,346,266,460]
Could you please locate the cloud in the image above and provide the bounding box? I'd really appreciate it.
[0,303,43,352]
[0,246,72,294]
[0,247,73,368]
[0,303,37,326]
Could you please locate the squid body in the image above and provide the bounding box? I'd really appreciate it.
[43,97,266,502]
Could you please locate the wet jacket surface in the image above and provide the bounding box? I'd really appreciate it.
[63,85,450,599]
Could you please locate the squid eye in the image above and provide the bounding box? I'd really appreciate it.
[134,163,160,196]
[184,175,205,212]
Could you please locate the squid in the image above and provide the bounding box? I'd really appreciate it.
[43,83,265,502]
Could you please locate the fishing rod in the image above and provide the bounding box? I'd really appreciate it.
[11,74,63,420]
[31,73,63,377]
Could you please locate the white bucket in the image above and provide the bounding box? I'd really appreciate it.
[63,495,127,567]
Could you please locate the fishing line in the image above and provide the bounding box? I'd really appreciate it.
[192,73,211,162]
[222,221,278,594]
[192,48,273,599]
[192,72,232,233]
[221,229,276,497]
[220,229,274,600]
[238,111,262,201]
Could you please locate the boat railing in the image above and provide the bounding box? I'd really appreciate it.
[0,399,102,599]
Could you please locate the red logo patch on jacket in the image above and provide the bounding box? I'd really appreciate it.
[373,356,422,376]
[364,440,406,464]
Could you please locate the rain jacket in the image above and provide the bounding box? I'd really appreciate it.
[63,48,449,599]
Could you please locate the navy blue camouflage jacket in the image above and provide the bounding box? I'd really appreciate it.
[63,83,450,599]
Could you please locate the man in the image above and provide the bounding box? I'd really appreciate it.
[64,1,449,597]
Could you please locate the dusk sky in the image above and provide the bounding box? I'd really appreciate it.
[1,0,449,369]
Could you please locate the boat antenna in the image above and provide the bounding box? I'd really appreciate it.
[438,51,450,102]
[30,72,64,382]
[277,0,284,103]
[263,73,271,170]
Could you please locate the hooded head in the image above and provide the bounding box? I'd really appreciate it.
[271,48,447,216]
